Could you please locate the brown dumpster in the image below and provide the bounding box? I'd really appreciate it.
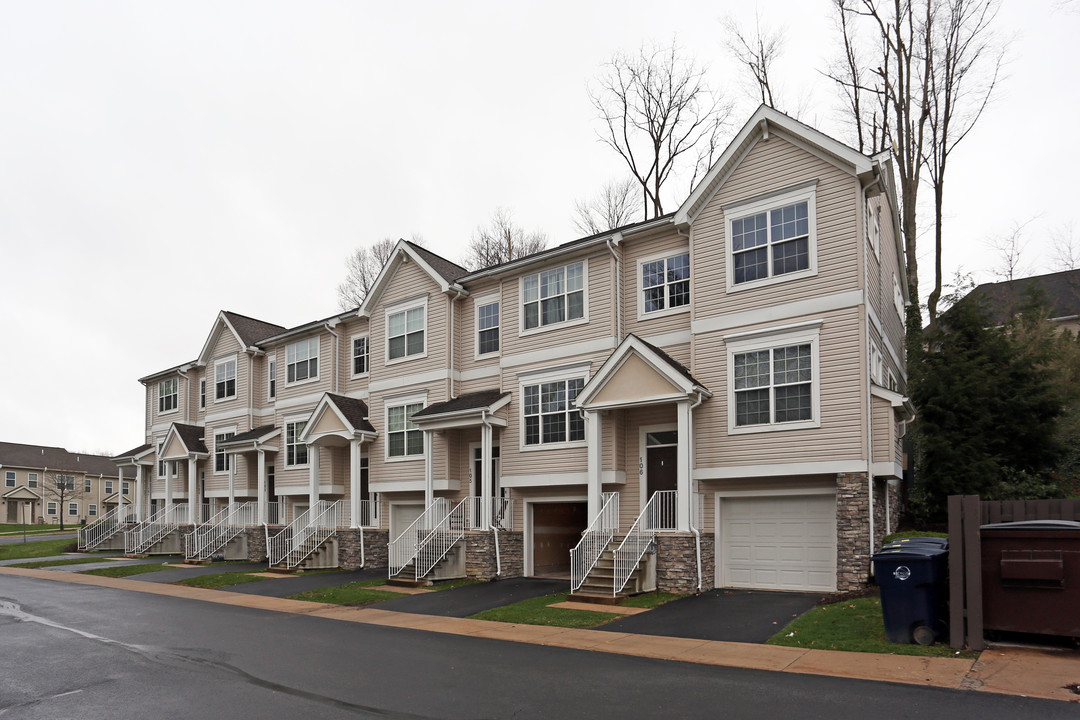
[980,520,1080,640]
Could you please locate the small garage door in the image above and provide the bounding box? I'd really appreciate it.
[390,503,425,557]
[531,502,587,576]
[720,494,837,592]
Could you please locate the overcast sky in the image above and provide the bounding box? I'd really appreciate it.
[1,0,1076,455]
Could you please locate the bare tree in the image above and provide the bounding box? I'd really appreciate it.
[823,0,890,153]
[989,220,1034,283]
[1051,224,1080,271]
[589,40,733,220]
[923,0,1005,323]
[572,177,644,236]
[723,14,785,109]
[463,208,548,271]
[336,235,424,310]
[42,471,88,531]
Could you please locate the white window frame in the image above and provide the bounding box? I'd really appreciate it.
[68,502,78,517]
[267,356,276,399]
[156,437,166,479]
[870,342,883,385]
[725,321,822,435]
[47,502,57,515]
[122,481,129,495]
[725,183,818,293]
[83,477,91,493]
[214,355,238,402]
[284,415,310,468]
[637,249,691,320]
[158,377,179,414]
[28,472,37,488]
[518,259,589,337]
[286,337,321,386]
[385,296,428,365]
[351,335,370,378]
[105,480,113,494]
[867,201,881,259]
[199,379,206,409]
[384,391,427,462]
[89,504,97,516]
[4,471,13,487]
[517,362,591,452]
[893,274,905,319]
[474,293,501,359]
[214,426,237,475]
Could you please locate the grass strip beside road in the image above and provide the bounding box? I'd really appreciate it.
[175,572,271,589]
[471,593,621,629]
[10,557,109,569]
[767,596,977,658]
[0,538,78,562]
[82,563,173,578]
[287,578,402,606]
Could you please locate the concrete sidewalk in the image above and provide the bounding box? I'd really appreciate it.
[1,565,1076,704]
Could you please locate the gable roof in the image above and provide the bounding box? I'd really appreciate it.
[358,240,468,316]
[412,390,511,419]
[0,441,132,478]
[220,425,279,446]
[160,423,209,456]
[960,269,1080,326]
[674,105,876,227]
[407,242,468,283]
[575,334,711,410]
[197,310,286,364]
[325,393,376,433]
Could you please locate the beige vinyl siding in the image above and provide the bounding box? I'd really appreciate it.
[617,404,677,527]
[621,230,692,340]
[871,193,906,372]
[457,279,502,372]
[872,396,893,463]
[338,316,371,394]
[372,260,449,377]
[693,306,866,467]
[690,134,862,321]
[271,331,334,404]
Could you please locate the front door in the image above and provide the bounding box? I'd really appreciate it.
[471,445,501,528]
[6,502,17,524]
[646,431,677,529]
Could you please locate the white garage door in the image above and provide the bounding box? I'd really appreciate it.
[720,494,837,592]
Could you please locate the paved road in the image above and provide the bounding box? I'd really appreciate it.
[0,575,1073,719]
[0,532,76,546]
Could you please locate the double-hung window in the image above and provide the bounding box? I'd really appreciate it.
[387,305,425,361]
[54,476,74,491]
[159,378,178,413]
[727,323,820,432]
[286,338,319,384]
[728,185,817,290]
[285,420,308,466]
[352,336,369,376]
[522,261,585,331]
[387,402,424,458]
[214,431,235,473]
[4,471,13,487]
[199,380,206,409]
[156,439,166,478]
[105,480,113,494]
[89,504,97,516]
[523,378,586,446]
[68,503,78,516]
[28,473,37,488]
[84,478,91,492]
[268,357,276,398]
[641,252,690,316]
[477,300,500,355]
[47,502,57,515]
[215,357,237,400]
[122,481,129,495]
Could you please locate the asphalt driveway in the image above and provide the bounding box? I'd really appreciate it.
[373,577,569,617]
[601,588,820,643]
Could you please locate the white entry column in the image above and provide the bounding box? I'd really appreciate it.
[187,457,198,524]
[676,401,692,532]
[349,439,361,529]
[135,464,145,522]
[480,423,493,528]
[227,452,236,508]
[423,430,434,509]
[585,410,603,521]
[308,444,320,511]
[257,449,267,524]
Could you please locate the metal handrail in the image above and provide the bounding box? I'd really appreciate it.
[124,503,185,554]
[79,505,136,551]
[186,502,257,561]
[267,503,314,567]
[612,490,676,595]
[337,499,378,530]
[183,505,231,558]
[570,491,619,593]
[413,498,468,580]
[466,497,515,531]
[387,498,447,578]
[267,500,342,569]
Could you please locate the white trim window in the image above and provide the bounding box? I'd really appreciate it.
[522,261,585,332]
[523,378,586,447]
[200,379,206,409]
[286,338,319,384]
[158,378,178,413]
[68,502,78,517]
[893,274,905,319]
[285,420,308,467]
[156,438,166,479]
[53,476,74,491]
[870,343,884,385]
[122,481,130,495]
[640,252,690,317]
[387,401,424,458]
[47,502,57,516]
[867,202,880,258]
[352,336,369,376]
[4,471,13,487]
[105,480,113,494]
[214,430,235,473]
[387,303,426,362]
[726,323,821,434]
[84,477,91,492]
[215,357,237,401]
[268,357,276,399]
[28,473,37,488]
[477,299,500,356]
[89,504,97,516]
[727,185,817,291]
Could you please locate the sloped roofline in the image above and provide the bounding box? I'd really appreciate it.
[358,240,467,317]
[575,334,711,409]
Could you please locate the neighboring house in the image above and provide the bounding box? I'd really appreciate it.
[113,106,910,593]
[0,442,133,525]
[958,269,1080,334]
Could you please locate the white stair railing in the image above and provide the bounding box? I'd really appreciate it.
[612,490,676,595]
[413,498,468,580]
[570,492,619,593]
[79,504,138,551]
[466,497,515,531]
[267,500,343,569]
[186,502,257,561]
[387,498,447,578]
[265,501,282,525]
[184,505,231,558]
[124,503,185,554]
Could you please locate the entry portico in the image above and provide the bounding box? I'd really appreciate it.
[112,443,155,522]
[159,423,210,524]
[299,393,377,528]
[575,335,711,531]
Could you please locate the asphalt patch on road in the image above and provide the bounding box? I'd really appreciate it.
[372,577,569,617]
[600,588,820,643]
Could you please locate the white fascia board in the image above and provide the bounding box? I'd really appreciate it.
[359,242,453,317]
[197,312,246,366]
[575,335,697,407]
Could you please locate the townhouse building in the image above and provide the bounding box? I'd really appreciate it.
[109,106,910,594]
[0,442,133,526]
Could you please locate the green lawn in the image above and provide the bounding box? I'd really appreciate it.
[0,525,77,536]
[175,571,270,589]
[0,537,78,562]
[10,557,108,569]
[620,591,682,609]
[287,578,403,605]
[82,563,171,578]
[429,577,485,591]
[767,596,976,658]
[470,592,622,629]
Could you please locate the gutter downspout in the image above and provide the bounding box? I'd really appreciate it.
[448,287,466,399]
[322,323,340,394]
[862,185,877,561]
[176,369,190,424]
[606,234,622,342]
[689,390,705,592]
[481,408,500,577]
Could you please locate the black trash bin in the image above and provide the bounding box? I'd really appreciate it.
[873,545,949,645]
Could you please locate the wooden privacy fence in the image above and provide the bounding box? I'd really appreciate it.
[947,495,1080,650]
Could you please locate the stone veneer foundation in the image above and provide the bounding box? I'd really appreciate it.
[835,471,875,592]
[656,533,715,594]
[465,530,523,580]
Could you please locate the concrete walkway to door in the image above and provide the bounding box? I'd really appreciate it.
[600,589,820,643]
